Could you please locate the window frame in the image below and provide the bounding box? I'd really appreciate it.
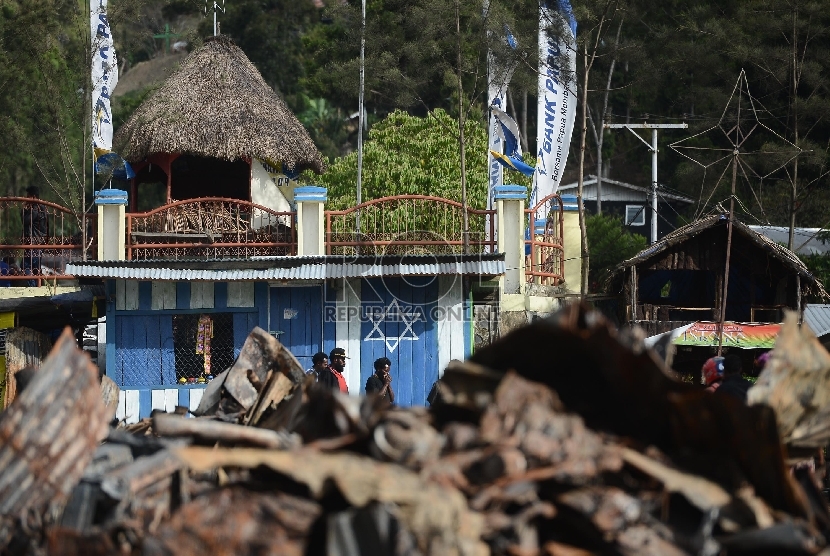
[625,205,646,227]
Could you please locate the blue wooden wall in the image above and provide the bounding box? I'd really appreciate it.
[359,277,438,406]
[108,280,267,389]
[269,286,323,370]
[110,275,458,420]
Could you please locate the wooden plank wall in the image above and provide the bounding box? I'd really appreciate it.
[2,327,52,408]
[627,227,799,324]
[111,279,262,391]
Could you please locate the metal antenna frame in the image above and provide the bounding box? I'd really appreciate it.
[669,70,802,355]
[205,0,226,37]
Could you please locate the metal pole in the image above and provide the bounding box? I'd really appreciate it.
[604,123,687,245]
[356,0,366,232]
[651,128,658,244]
[717,153,738,357]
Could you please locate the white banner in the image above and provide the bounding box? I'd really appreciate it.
[486,25,518,212]
[91,0,118,157]
[532,1,576,220]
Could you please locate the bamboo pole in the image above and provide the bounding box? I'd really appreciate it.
[717,154,738,357]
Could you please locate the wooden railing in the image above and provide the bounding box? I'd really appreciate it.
[325,195,496,255]
[127,198,296,260]
[0,198,95,285]
[525,194,565,286]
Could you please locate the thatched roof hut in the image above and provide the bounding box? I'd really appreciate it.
[114,35,323,175]
[604,213,827,333]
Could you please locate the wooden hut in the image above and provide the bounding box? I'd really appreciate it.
[605,213,827,336]
[114,35,324,213]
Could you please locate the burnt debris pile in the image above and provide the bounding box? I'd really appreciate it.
[1,303,829,556]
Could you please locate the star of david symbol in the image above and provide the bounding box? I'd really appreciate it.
[364,300,419,353]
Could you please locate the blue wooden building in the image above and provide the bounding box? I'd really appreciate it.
[59,36,518,423]
[68,255,504,422]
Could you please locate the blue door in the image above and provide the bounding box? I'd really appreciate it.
[360,277,438,406]
[270,286,323,371]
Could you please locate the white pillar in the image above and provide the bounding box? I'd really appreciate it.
[560,194,580,292]
[294,186,327,256]
[494,185,527,295]
[95,189,128,261]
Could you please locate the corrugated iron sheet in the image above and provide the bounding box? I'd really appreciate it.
[804,304,830,338]
[66,255,504,280]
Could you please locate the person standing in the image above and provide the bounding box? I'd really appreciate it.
[702,356,725,392]
[0,257,11,288]
[716,354,753,403]
[21,186,47,286]
[365,357,395,404]
[306,352,329,381]
[318,347,349,393]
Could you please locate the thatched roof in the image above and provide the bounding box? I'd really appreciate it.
[114,35,324,174]
[606,213,828,298]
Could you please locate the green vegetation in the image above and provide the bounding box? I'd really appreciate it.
[304,109,531,210]
[585,213,648,292]
[3,0,830,237]
[800,253,830,301]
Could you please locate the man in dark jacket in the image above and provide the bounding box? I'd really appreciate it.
[306,352,329,381]
[365,357,394,404]
[317,347,349,393]
[716,354,753,403]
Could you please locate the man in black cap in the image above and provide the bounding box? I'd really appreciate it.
[318,347,349,393]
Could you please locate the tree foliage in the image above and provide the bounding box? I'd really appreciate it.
[585,212,647,291]
[4,0,830,237]
[800,253,830,301]
[302,109,532,210]
[0,0,87,207]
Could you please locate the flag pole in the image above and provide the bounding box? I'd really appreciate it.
[356,0,366,233]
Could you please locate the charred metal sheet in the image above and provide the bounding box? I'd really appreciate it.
[0,329,110,549]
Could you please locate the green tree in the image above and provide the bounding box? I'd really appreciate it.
[305,0,546,249]
[302,108,532,209]
[0,0,98,236]
[206,0,324,114]
[586,212,646,291]
[296,95,351,160]
[800,252,830,302]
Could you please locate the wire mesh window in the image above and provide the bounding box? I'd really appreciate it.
[173,313,235,383]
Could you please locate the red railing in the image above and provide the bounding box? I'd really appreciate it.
[127,198,296,260]
[325,195,496,255]
[525,194,565,286]
[0,198,95,285]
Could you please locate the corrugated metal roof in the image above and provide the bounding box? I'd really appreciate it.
[804,304,830,337]
[559,175,694,203]
[66,254,505,280]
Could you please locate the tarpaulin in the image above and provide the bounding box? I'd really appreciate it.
[673,321,780,349]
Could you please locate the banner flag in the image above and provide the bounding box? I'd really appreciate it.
[532,0,577,220]
[490,105,535,176]
[91,0,118,158]
[486,24,519,211]
[673,322,780,350]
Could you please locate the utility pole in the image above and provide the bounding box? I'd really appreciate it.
[604,123,687,244]
[356,0,366,233]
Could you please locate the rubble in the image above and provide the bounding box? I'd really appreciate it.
[2,304,830,555]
